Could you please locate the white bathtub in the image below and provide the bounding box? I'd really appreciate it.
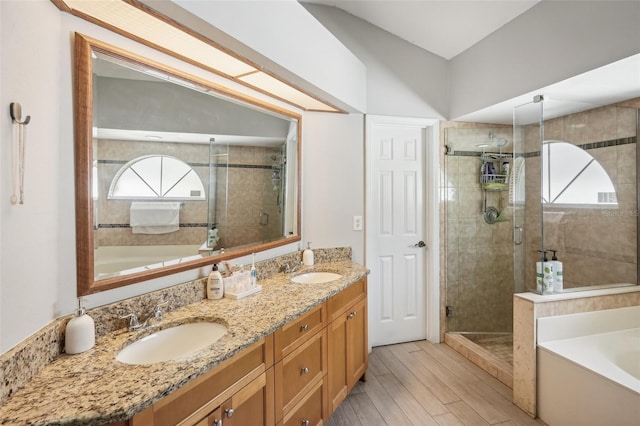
[94,245,203,279]
[537,306,640,426]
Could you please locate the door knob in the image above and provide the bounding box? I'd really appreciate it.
[414,240,426,248]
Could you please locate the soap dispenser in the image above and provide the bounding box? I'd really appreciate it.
[550,250,563,292]
[536,250,554,295]
[250,253,257,287]
[65,298,95,355]
[207,264,224,300]
[303,242,314,266]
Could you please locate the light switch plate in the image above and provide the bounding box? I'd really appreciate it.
[353,215,363,231]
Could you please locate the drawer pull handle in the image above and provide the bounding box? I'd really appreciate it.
[300,324,309,332]
[225,408,234,418]
[301,367,309,374]
[212,419,222,426]
[348,311,357,319]
[302,420,310,426]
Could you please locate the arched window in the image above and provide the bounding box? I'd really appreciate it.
[542,141,617,206]
[108,155,205,200]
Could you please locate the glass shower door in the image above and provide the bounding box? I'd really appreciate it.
[512,97,543,293]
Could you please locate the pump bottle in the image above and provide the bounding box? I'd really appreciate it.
[303,242,314,266]
[207,264,224,299]
[65,298,95,354]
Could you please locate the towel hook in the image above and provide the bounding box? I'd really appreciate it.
[9,102,30,125]
[9,102,30,205]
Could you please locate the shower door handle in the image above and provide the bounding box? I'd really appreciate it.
[514,226,523,245]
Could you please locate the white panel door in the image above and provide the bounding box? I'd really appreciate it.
[367,116,431,347]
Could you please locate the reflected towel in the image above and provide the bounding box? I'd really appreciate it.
[130,202,180,234]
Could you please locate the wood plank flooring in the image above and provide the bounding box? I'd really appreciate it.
[326,341,545,426]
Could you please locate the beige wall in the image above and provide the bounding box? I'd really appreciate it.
[440,99,639,337]
[95,140,283,249]
[96,139,209,247]
[441,123,513,333]
[523,102,638,289]
[215,145,284,249]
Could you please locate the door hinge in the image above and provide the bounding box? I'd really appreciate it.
[446,305,455,317]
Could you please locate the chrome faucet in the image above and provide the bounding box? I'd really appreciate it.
[120,301,168,331]
[282,261,303,274]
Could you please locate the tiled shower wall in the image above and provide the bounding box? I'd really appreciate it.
[214,145,284,249]
[523,102,638,289]
[441,98,638,334]
[95,140,283,249]
[95,139,209,246]
[443,125,515,333]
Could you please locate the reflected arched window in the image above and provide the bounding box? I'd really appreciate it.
[542,141,617,206]
[108,155,205,200]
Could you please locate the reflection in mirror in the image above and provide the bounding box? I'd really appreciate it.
[75,34,301,295]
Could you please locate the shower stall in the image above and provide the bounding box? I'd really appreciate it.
[443,96,639,382]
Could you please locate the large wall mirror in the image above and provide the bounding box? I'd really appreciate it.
[75,34,301,295]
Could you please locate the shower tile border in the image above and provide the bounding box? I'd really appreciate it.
[445,136,636,158]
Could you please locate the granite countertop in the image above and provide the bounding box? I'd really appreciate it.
[0,261,367,426]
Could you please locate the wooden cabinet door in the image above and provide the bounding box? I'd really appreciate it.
[327,295,368,414]
[223,368,274,426]
[327,307,349,414]
[346,297,367,390]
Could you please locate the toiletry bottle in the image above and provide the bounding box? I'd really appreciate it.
[207,264,224,300]
[250,253,257,287]
[536,250,554,295]
[65,298,96,354]
[303,242,314,266]
[550,250,563,292]
[207,224,218,248]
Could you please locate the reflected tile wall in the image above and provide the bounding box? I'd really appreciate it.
[95,141,283,249]
[217,146,283,249]
[96,139,209,247]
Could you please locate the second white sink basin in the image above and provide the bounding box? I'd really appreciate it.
[291,272,342,284]
[116,322,228,365]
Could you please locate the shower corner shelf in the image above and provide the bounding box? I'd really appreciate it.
[481,179,508,191]
[480,152,511,192]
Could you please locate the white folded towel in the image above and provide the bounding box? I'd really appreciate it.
[130,202,180,234]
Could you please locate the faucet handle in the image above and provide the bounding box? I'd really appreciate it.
[120,313,141,331]
[282,263,291,274]
[152,301,169,321]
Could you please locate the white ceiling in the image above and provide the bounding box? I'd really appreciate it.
[301,0,640,123]
[302,0,541,60]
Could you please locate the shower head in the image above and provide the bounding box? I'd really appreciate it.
[489,132,509,147]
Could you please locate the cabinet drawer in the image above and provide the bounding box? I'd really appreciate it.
[275,329,327,420]
[281,379,324,426]
[328,278,366,321]
[275,303,325,361]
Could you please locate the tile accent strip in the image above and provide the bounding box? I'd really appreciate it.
[97,223,208,229]
[98,159,275,170]
[446,136,636,158]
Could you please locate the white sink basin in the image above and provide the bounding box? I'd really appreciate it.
[116,322,228,365]
[291,272,342,284]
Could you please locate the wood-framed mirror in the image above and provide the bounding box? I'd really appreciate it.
[74,33,301,295]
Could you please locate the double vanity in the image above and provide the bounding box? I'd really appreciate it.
[0,259,368,425]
